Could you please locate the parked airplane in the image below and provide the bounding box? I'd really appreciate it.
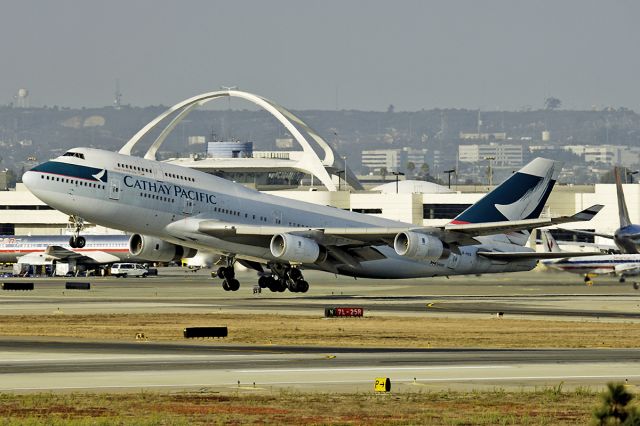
[560,167,640,254]
[540,229,640,288]
[0,234,134,264]
[0,234,216,270]
[22,149,602,292]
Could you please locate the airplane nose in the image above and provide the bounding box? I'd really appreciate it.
[22,169,38,190]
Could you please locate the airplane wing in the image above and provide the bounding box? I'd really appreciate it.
[556,228,615,240]
[614,263,640,274]
[478,251,603,260]
[194,204,604,248]
[45,246,121,264]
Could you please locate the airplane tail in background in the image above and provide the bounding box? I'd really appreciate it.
[614,166,632,228]
[451,158,561,225]
[540,229,563,253]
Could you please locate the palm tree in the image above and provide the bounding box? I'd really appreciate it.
[406,162,416,177]
[593,382,638,425]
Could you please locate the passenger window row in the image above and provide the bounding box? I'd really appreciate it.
[117,162,151,173]
[139,192,174,203]
[41,174,105,189]
[164,172,194,182]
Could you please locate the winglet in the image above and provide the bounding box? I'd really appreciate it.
[564,204,604,222]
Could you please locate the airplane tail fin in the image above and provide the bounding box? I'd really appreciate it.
[451,158,561,225]
[540,229,563,253]
[614,166,632,228]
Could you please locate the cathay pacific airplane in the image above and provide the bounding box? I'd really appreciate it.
[22,149,602,293]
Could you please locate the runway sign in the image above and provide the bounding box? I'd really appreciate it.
[2,282,34,291]
[65,282,90,290]
[375,377,391,392]
[324,307,364,317]
[183,327,228,338]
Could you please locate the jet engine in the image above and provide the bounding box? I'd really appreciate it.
[129,234,197,262]
[394,231,445,261]
[270,233,324,263]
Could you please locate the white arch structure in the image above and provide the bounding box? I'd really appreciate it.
[118,90,362,191]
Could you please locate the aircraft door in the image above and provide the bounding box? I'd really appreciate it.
[153,165,164,181]
[109,178,121,200]
[272,210,283,225]
[182,199,194,215]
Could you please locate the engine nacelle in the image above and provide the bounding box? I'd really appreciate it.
[129,234,197,262]
[394,231,445,261]
[270,233,322,263]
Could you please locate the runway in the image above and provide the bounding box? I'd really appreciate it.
[0,338,639,392]
[1,268,640,320]
[1,268,640,392]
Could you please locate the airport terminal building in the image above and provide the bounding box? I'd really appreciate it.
[0,90,632,250]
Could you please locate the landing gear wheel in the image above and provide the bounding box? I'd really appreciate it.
[222,280,230,291]
[584,275,590,283]
[217,266,235,279]
[69,236,77,248]
[75,236,86,248]
[258,276,270,288]
[289,268,302,281]
[227,278,240,291]
[224,267,235,279]
[268,279,278,292]
[634,282,639,290]
[297,280,309,293]
[217,267,226,279]
[620,277,626,283]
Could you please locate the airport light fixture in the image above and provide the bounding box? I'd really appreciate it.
[444,169,456,189]
[392,171,405,194]
[484,156,496,187]
[337,170,345,191]
[626,170,639,184]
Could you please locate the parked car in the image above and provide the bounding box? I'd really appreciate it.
[110,263,149,278]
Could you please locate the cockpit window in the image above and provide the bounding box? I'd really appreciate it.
[63,152,85,160]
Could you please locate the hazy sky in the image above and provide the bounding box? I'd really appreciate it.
[2,0,639,111]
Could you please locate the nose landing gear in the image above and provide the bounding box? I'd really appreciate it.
[67,215,86,248]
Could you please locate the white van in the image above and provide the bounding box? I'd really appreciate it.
[111,263,149,278]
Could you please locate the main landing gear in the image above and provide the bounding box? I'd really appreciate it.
[216,261,240,292]
[258,265,309,293]
[68,215,86,249]
[212,258,310,293]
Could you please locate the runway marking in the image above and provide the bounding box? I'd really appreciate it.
[234,365,508,373]
[3,374,640,392]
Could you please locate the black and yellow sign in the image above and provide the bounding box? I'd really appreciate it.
[374,377,391,392]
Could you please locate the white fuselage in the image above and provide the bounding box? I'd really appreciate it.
[0,234,135,263]
[22,148,537,279]
[543,254,640,276]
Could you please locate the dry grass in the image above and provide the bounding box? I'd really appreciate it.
[0,313,638,348]
[0,388,601,425]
